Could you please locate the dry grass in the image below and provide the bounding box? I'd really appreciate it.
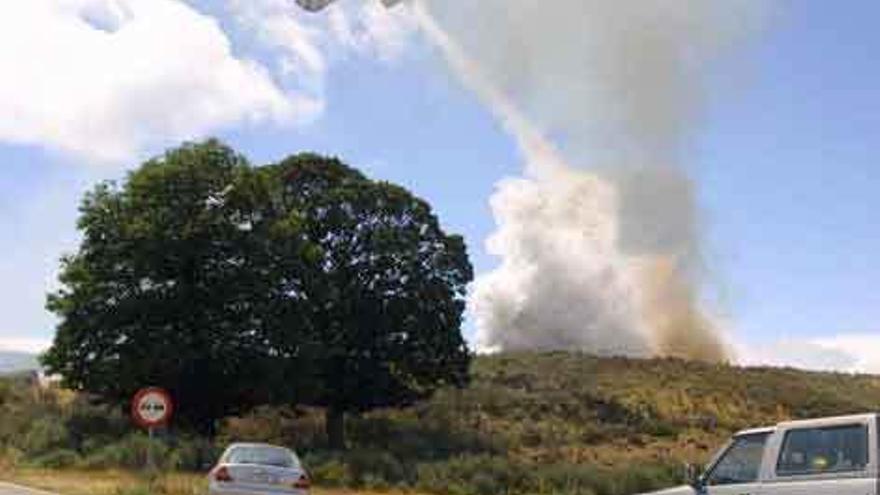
[0,468,199,495]
[5,353,880,495]
[0,468,421,495]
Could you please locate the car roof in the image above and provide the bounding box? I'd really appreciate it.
[734,426,776,437]
[733,412,878,437]
[224,442,295,451]
[775,412,877,430]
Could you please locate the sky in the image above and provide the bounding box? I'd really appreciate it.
[1,0,879,372]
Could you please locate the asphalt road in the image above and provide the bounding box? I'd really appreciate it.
[0,483,56,495]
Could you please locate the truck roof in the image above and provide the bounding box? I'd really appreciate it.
[734,412,877,437]
[775,412,877,429]
[734,426,776,437]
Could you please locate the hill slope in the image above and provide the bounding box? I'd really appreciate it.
[221,352,880,494]
[0,351,38,374]
[421,352,880,466]
[4,352,880,495]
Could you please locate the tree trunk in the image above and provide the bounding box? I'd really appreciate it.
[326,407,346,450]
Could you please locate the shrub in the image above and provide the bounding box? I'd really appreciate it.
[345,449,410,486]
[218,406,325,451]
[65,398,128,450]
[31,449,81,469]
[6,352,880,495]
[349,413,502,461]
[304,453,351,487]
[82,434,171,470]
[0,446,24,470]
[415,456,676,495]
[532,463,610,495]
[113,485,152,495]
[166,436,221,471]
[610,464,680,494]
[22,417,69,455]
[417,455,531,495]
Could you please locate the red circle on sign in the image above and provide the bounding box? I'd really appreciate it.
[131,387,174,428]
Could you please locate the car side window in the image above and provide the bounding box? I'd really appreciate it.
[776,424,868,476]
[706,433,769,486]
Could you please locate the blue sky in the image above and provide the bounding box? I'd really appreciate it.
[1,0,879,370]
[697,0,880,342]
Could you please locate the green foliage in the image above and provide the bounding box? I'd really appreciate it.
[9,352,880,495]
[416,455,531,495]
[303,453,351,486]
[42,141,473,438]
[413,455,678,495]
[31,449,81,469]
[78,433,220,471]
[82,434,171,470]
[218,405,324,450]
[206,352,880,494]
[114,485,153,495]
[42,140,306,431]
[165,436,222,471]
[22,418,69,456]
[266,154,474,446]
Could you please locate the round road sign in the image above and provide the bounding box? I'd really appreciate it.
[131,387,173,428]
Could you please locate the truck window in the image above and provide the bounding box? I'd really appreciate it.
[776,424,868,476]
[706,433,769,486]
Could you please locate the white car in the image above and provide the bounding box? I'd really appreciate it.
[208,443,311,495]
[640,413,878,495]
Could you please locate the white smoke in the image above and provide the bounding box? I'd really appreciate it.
[413,6,650,356]
[413,0,761,361]
[239,0,759,361]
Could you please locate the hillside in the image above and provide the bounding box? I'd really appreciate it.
[418,353,880,466]
[0,351,37,374]
[4,352,880,495]
[322,352,880,468]
[218,353,880,494]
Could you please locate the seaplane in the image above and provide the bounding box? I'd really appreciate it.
[295,0,404,12]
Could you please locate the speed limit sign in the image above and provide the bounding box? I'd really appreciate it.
[131,387,174,429]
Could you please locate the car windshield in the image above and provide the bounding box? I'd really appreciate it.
[225,446,298,468]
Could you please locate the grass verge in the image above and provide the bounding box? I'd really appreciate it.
[0,467,423,495]
[0,468,203,495]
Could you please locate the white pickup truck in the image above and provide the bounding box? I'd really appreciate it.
[643,413,879,495]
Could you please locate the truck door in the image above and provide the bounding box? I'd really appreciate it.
[760,420,877,495]
[701,432,769,495]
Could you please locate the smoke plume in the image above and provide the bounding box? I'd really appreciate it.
[414,0,758,361]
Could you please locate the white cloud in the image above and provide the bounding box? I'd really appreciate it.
[0,337,52,354]
[230,0,328,86]
[0,0,321,162]
[0,0,421,162]
[738,333,880,374]
[228,0,418,90]
[326,1,418,61]
[811,334,880,374]
[0,0,421,354]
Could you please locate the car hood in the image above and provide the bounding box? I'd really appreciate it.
[638,485,696,495]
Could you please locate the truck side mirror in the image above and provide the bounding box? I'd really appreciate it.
[684,463,704,489]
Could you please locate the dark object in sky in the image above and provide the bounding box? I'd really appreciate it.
[295,0,403,13]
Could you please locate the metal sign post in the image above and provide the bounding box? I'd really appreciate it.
[147,425,156,472]
[131,387,174,473]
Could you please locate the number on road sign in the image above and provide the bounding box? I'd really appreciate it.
[131,387,173,428]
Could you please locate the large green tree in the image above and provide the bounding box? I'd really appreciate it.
[268,154,473,448]
[42,141,312,432]
[43,142,473,442]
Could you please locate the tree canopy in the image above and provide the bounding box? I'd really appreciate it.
[43,140,473,440]
[270,154,473,447]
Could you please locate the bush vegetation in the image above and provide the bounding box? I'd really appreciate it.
[3,352,880,495]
